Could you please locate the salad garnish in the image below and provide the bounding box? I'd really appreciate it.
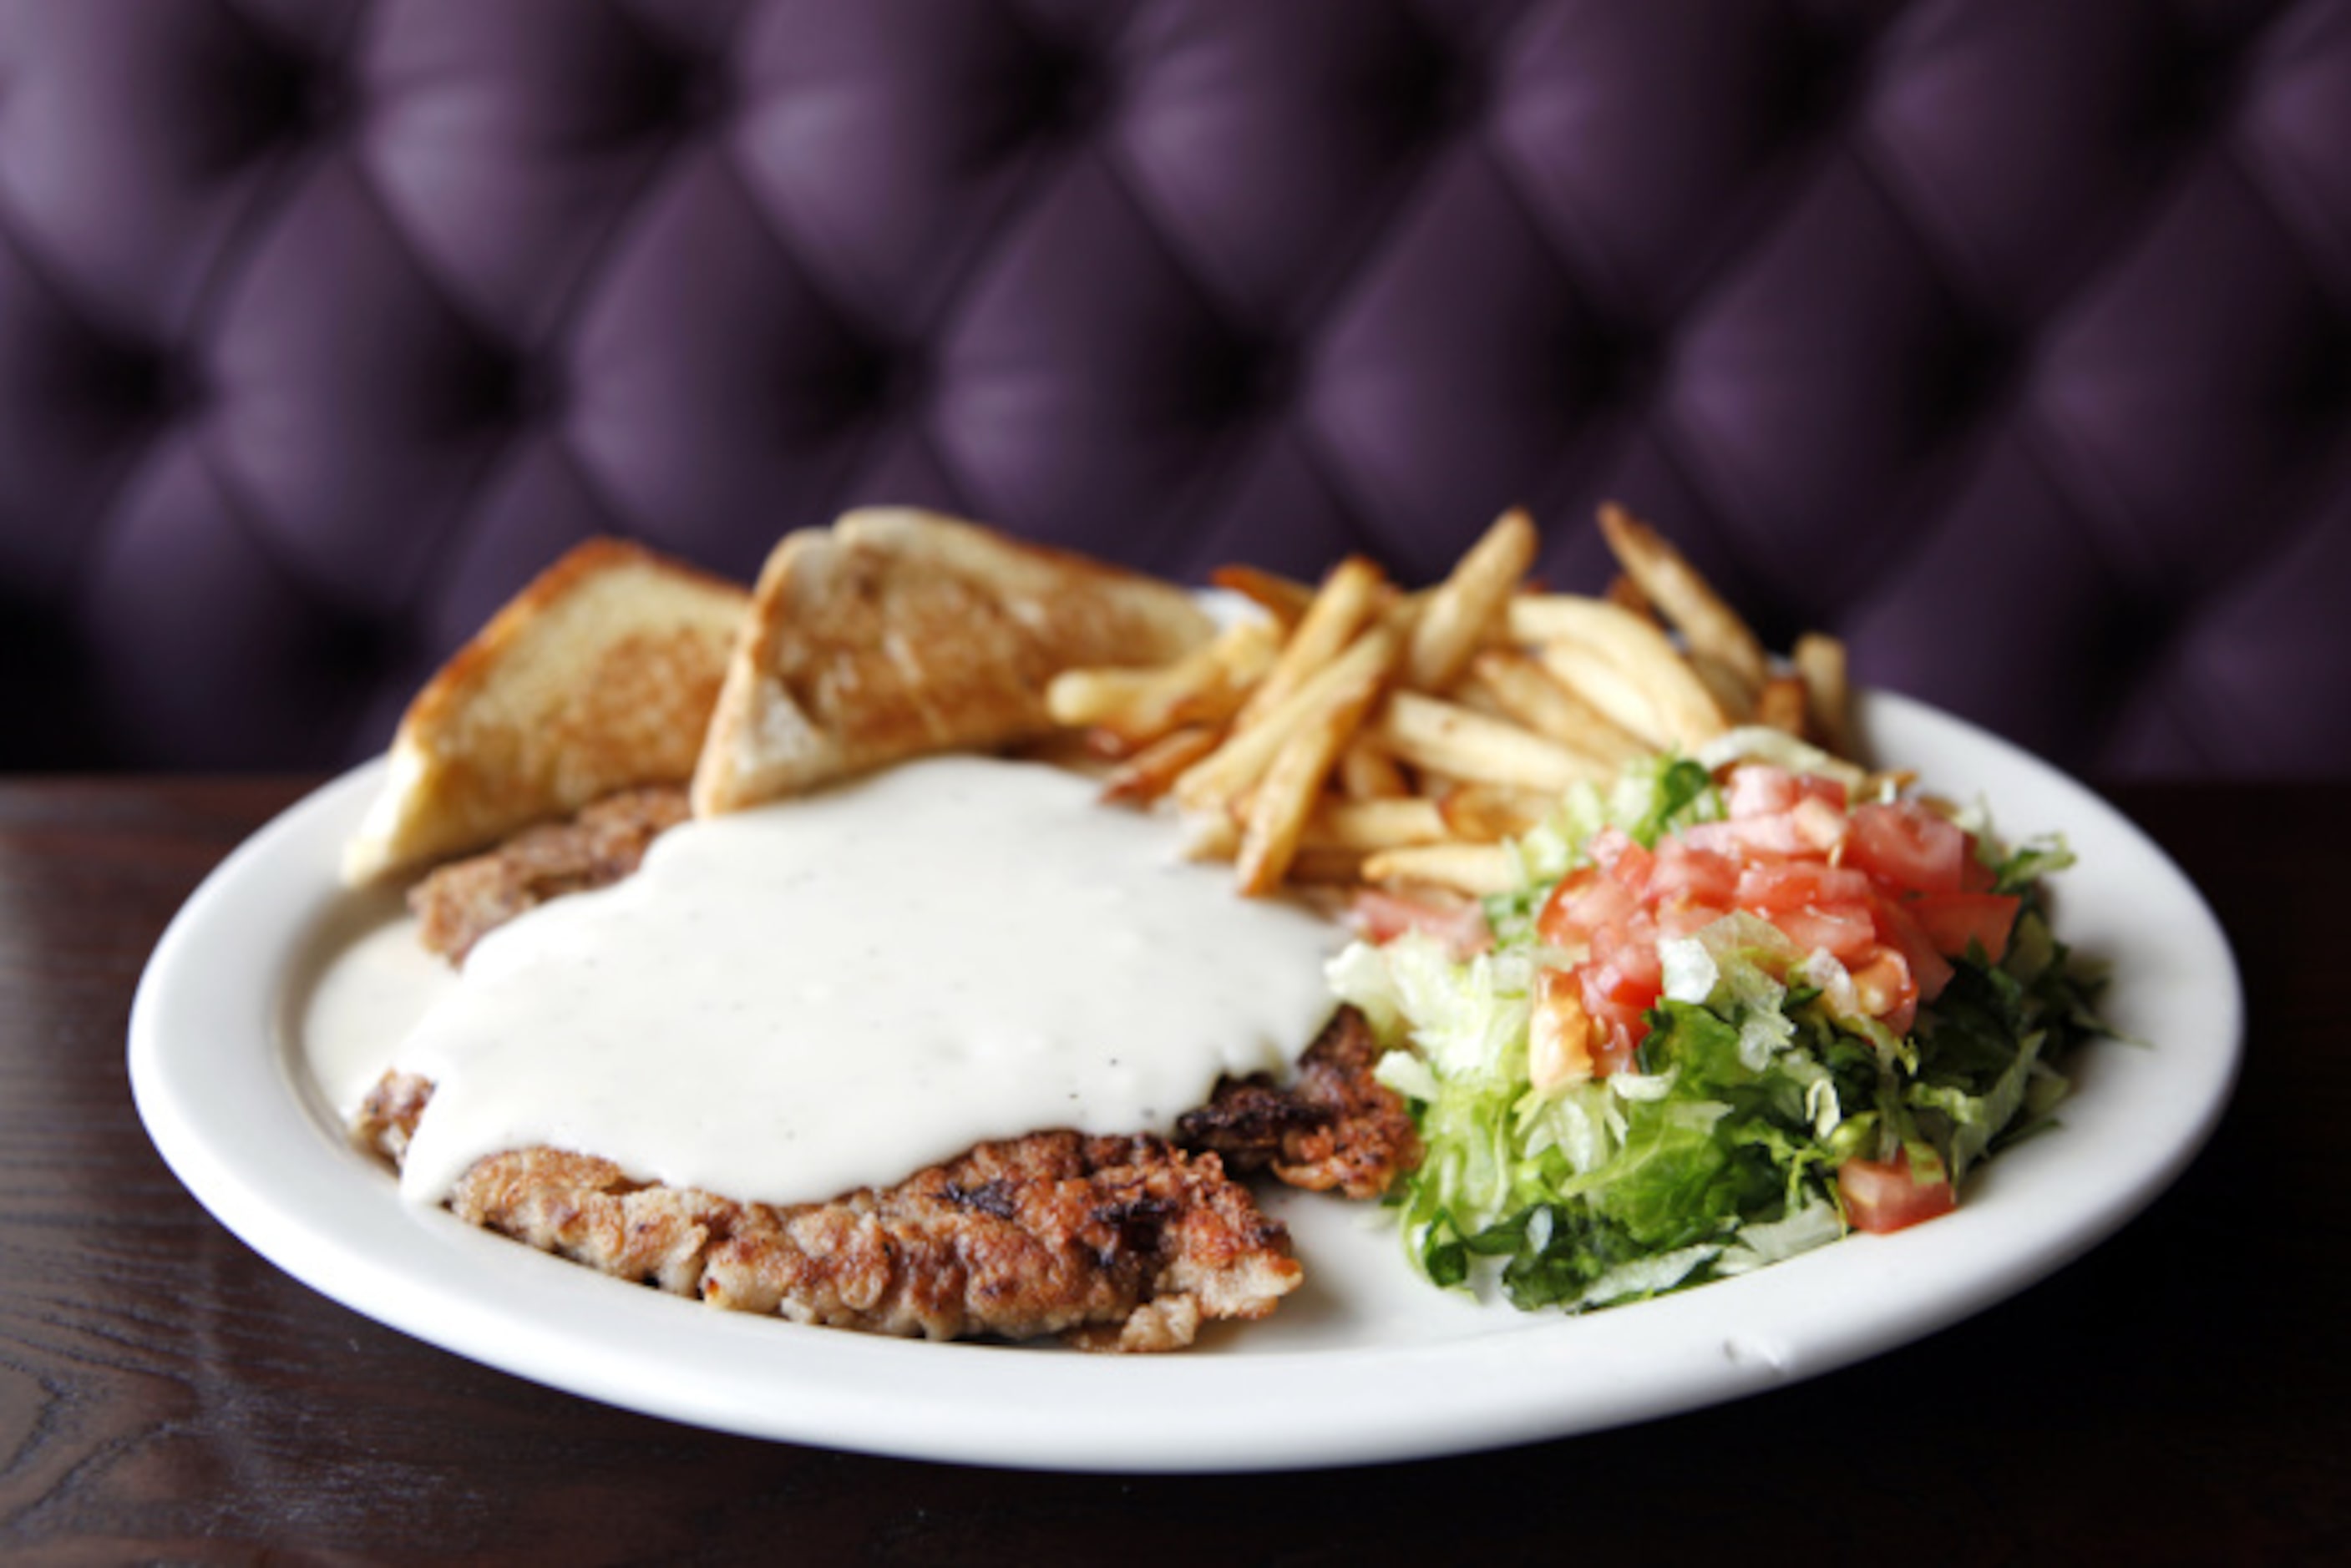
[1330,729,2106,1312]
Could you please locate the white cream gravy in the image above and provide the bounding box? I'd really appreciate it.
[342,756,1343,1207]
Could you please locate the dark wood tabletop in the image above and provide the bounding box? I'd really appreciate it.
[1,775,2339,1565]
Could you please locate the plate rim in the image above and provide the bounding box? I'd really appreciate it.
[128,690,2244,1472]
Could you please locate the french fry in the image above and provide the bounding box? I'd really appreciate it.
[1405,506,1537,690]
[1179,808,1240,863]
[1208,564,1316,630]
[1604,572,1656,620]
[1337,737,1411,799]
[1237,643,1392,895]
[1508,594,1725,750]
[1099,724,1223,805]
[1046,620,1278,749]
[1448,670,1518,721]
[1301,796,1449,852]
[1371,690,1609,793]
[1360,842,1517,897]
[1286,846,1371,885]
[1467,648,1647,768]
[1755,674,1809,736]
[1234,556,1386,731]
[1173,623,1401,817]
[1792,631,1853,757]
[1597,502,1771,715]
[1435,782,1555,843]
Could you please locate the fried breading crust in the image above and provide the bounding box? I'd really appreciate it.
[1175,1006,1421,1201]
[353,1075,1299,1352]
[408,786,691,963]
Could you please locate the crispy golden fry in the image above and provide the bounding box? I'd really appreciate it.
[1046,620,1278,749]
[1467,648,1647,768]
[1435,782,1555,843]
[1360,842,1517,897]
[1179,808,1240,862]
[1598,503,1771,716]
[1755,674,1809,736]
[1507,594,1725,750]
[1371,691,1609,793]
[1286,846,1371,885]
[1100,725,1224,805]
[1337,737,1411,800]
[1173,623,1401,816]
[1792,632,1852,757]
[1300,796,1449,852]
[1604,572,1656,620]
[1234,556,1386,731]
[1405,507,1537,691]
[1208,564,1316,630]
[1447,669,1518,721]
[1237,644,1392,895]
[1068,505,1860,903]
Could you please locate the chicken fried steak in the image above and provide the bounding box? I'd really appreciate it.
[408,785,689,964]
[355,1074,1300,1352]
[374,796,1422,1352]
[1176,1005,1421,1201]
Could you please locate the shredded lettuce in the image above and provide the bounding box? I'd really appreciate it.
[1347,751,2107,1313]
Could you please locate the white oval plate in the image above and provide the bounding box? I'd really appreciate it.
[129,692,2241,1472]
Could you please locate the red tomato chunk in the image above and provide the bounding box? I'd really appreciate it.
[1503,768,2017,1085]
[1837,1155,1958,1233]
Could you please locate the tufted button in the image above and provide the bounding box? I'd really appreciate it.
[2303,318,2351,414]
[464,351,565,430]
[1386,38,1484,141]
[1565,324,1655,407]
[220,37,352,154]
[1186,334,1293,427]
[88,340,202,422]
[2143,33,2242,142]
[835,343,925,418]
[1775,25,1867,143]
[1938,322,2021,424]
[1021,43,1112,140]
[636,49,733,137]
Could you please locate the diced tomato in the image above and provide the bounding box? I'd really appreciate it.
[1349,888,1492,959]
[1765,902,1879,963]
[1725,765,1847,819]
[1959,852,1999,894]
[1907,891,2021,962]
[1518,770,1982,1080]
[1847,801,1968,895]
[1652,839,1740,906]
[1730,862,1872,960]
[1609,839,1656,898]
[1789,795,1852,854]
[1735,861,1874,911]
[1869,893,1955,1002]
[1538,866,1641,948]
[1837,1154,1958,1233]
[1655,893,1730,939]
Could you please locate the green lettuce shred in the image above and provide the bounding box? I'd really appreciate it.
[1338,752,2107,1313]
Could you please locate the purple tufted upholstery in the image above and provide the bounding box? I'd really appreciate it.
[1,0,2345,776]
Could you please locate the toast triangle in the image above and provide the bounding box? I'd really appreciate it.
[692,508,1212,817]
[343,539,749,883]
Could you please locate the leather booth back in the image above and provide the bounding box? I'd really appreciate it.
[2,0,2345,776]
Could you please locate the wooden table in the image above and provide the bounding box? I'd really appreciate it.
[2,777,2338,1562]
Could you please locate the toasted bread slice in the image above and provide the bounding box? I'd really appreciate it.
[692,508,1213,817]
[343,539,749,884]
